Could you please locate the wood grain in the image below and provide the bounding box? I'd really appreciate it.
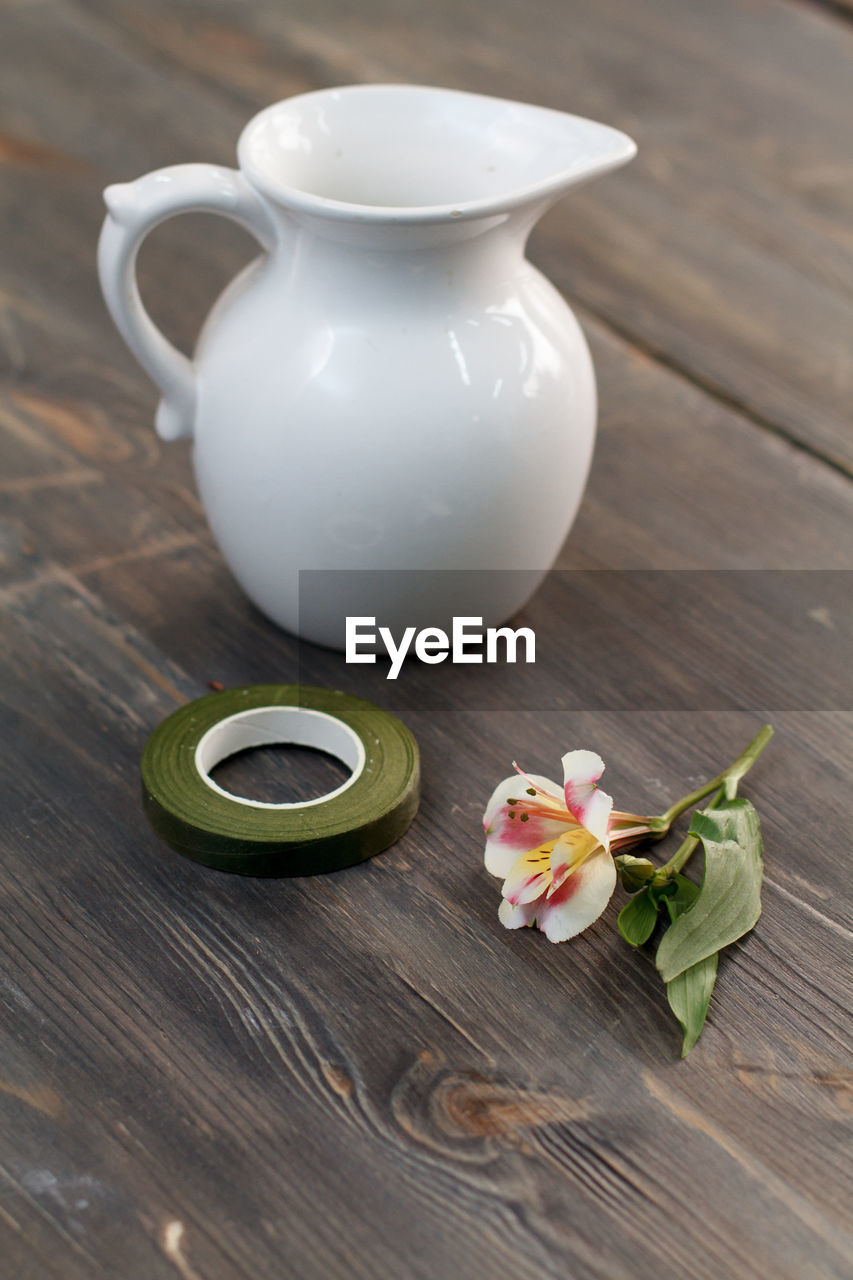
[1,0,852,1277]
[57,0,853,472]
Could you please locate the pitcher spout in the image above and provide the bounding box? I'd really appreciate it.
[237,85,636,235]
[492,97,638,208]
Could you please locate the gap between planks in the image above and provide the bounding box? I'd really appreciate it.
[579,305,853,483]
[794,0,853,25]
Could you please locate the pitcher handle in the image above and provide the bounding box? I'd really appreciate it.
[97,164,276,441]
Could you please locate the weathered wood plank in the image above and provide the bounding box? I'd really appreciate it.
[799,0,853,22]
[2,576,852,1278]
[49,0,853,471]
[2,0,853,1276]
[3,0,852,676]
[60,532,853,934]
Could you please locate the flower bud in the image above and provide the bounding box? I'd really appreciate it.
[615,854,657,893]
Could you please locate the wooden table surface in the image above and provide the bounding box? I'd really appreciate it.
[2,0,852,1276]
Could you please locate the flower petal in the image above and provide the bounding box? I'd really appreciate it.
[498,897,539,930]
[561,749,613,851]
[501,843,554,905]
[547,827,600,893]
[483,772,570,877]
[535,848,617,942]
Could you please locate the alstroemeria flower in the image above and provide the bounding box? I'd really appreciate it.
[483,750,652,942]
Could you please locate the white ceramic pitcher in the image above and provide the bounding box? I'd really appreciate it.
[98,85,635,648]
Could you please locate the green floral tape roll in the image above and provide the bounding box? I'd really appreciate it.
[141,685,420,876]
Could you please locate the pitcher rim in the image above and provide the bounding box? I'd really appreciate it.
[237,84,637,225]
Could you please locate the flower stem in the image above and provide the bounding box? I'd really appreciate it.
[648,724,773,835]
[650,724,773,882]
[655,788,724,880]
[721,722,774,800]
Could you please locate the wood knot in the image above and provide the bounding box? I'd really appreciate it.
[321,1061,354,1100]
[434,1074,590,1139]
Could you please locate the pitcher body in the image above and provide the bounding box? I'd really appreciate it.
[98,85,635,647]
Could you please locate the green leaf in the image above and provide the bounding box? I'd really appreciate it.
[661,874,717,1056]
[618,887,659,946]
[663,873,700,918]
[656,799,763,984]
[666,953,718,1057]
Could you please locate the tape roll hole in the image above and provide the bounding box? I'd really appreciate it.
[194,706,366,811]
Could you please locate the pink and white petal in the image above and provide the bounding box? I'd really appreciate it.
[506,871,551,906]
[498,896,540,931]
[561,749,613,850]
[535,850,617,942]
[484,772,570,877]
[501,846,553,906]
[547,828,599,894]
